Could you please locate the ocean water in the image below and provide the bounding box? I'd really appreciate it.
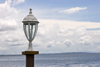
[0,53,100,67]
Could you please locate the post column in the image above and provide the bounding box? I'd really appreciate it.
[22,51,39,67]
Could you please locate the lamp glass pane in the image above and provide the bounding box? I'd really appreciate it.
[30,23,35,40]
[24,23,29,40]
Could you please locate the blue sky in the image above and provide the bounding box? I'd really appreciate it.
[0,0,100,54]
[12,0,100,22]
[15,0,100,22]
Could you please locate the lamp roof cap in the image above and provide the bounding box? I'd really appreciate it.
[22,8,39,23]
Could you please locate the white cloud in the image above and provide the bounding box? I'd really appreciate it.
[35,19,100,53]
[47,45,54,48]
[0,0,26,54]
[38,24,50,36]
[38,19,100,29]
[74,26,87,35]
[13,0,25,5]
[63,39,73,47]
[0,19,18,31]
[59,7,87,14]
[0,0,18,17]
[79,36,93,45]
[0,0,19,31]
[47,41,55,48]
[0,47,8,50]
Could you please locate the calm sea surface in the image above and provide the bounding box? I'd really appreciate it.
[0,53,100,67]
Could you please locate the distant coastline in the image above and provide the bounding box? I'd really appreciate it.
[40,52,100,55]
[0,52,100,56]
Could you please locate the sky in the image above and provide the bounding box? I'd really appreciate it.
[0,0,100,54]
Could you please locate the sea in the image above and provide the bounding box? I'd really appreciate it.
[0,53,100,67]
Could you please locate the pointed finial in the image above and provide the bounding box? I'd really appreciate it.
[30,8,32,12]
[29,8,32,14]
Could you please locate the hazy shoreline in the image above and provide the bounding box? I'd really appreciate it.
[0,52,100,56]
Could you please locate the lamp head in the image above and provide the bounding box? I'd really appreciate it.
[22,8,39,51]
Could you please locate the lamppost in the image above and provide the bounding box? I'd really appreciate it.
[22,8,39,67]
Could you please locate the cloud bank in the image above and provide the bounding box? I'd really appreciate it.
[0,0,100,54]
